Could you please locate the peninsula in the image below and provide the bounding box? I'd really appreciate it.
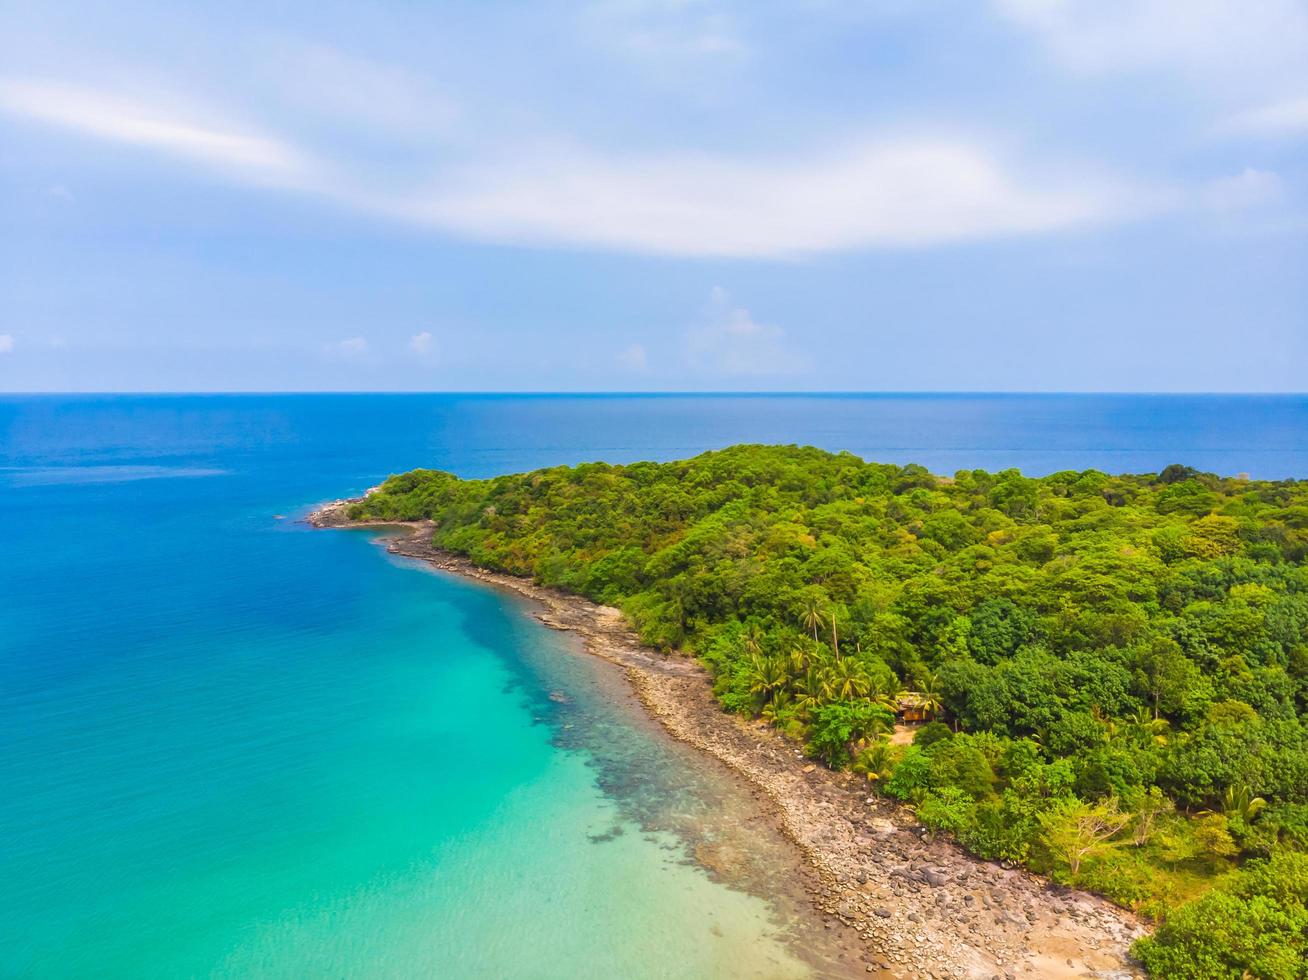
[314,444,1308,979]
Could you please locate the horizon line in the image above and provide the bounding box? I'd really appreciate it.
[1,390,1307,398]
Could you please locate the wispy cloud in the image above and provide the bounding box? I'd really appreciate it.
[0,74,1186,259]
[686,287,810,377]
[409,137,1156,257]
[1199,168,1284,212]
[582,0,749,67]
[0,335,14,354]
[253,40,458,135]
[325,336,368,359]
[0,79,311,183]
[992,0,1308,95]
[1220,95,1308,137]
[616,342,648,371]
[408,331,438,360]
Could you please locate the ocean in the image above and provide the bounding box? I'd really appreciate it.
[1,393,1305,978]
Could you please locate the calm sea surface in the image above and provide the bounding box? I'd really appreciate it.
[1,394,1305,978]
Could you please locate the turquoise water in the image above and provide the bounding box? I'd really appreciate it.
[1,393,1306,978]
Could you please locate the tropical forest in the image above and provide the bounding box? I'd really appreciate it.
[349,444,1308,978]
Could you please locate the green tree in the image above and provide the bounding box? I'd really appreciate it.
[1136,638,1209,721]
[347,443,1308,967]
[1037,797,1130,879]
[1130,786,1175,847]
[1133,851,1308,980]
[808,701,893,769]
[800,599,824,644]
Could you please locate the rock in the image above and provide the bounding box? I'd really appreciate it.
[874,907,892,918]
[922,868,948,887]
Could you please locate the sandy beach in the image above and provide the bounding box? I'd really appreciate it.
[310,500,1146,979]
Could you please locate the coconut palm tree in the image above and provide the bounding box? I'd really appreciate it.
[788,644,812,674]
[793,666,831,718]
[829,658,870,700]
[861,708,896,740]
[760,690,792,726]
[852,736,894,784]
[1127,707,1171,746]
[917,671,944,721]
[800,599,824,643]
[745,654,788,706]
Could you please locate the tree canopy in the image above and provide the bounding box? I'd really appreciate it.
[351,445,1308,978]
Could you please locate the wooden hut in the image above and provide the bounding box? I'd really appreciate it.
[896,692,930,723]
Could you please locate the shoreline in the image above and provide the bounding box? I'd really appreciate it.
[309,499,1146,979]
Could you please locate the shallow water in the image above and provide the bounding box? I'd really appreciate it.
[1,393,1305,977]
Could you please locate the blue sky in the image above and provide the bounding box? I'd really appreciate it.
[1,0,1305,392]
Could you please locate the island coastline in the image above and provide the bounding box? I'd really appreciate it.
[309,498,1146,979]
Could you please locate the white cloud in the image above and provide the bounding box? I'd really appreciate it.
[411,137,1152,258]
[993,0,1308,94]
[1200,168,1284,211]
[583,1,749,66]
[1221,95,1308,137]
[0,79,312,183]
[686,287,810,377]
[255,41,458,135]
[325,336,368,358]
[0,335,13,354]
[408,331,437,359]
[617,342,648,370]
[0,78,1166,258]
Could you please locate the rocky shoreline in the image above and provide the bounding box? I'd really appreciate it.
[309,500,1146,979]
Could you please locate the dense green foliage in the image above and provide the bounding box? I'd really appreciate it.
[352,445,1308,977]
[1133,851,1308,979]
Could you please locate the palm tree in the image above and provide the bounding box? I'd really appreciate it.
[861,708,896,740]
[1128,707,1171,746]
[800,599,824,643]
[829,607,841,660]
[742,654,769,700]
[742,623,765,658]
[864,673,903,714]
[745,655,788,706]
[1221,785,1268,823]
[829,658,870,700]
[852,736,893,784]
[917,671,943,721]
[761,690,792,726]
[793,666,831,718]
[788,645,811,674]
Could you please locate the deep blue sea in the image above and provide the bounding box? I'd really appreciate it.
[1,393,1305,978]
